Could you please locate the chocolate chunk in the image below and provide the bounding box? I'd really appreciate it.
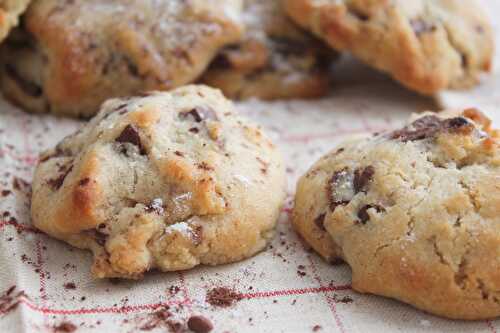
[187,315,214,333]
[357,205,384,224]
[78,178,90,186]
[353,166,375,193]
[47,165,73,191]
[327,169,353,211]
[314,213,326,231]
[389,115,442,142]
[5,64,43,97]
[115,124,146,155]
[410,19,436,35]
[87,229,108,246]
[180,107,217,123]
[145,198,164,215]
[389,115,476,142]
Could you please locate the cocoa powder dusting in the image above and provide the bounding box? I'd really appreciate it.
[206,287,242,307]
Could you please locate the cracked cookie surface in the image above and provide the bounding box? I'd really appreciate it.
[284,0,494,95]
[0,0,31,43]
[31,85,287,279]
[0,0,243,117]
[201,0,334,100]
[294,108,500,319]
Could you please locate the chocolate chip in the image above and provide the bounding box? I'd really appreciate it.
[314,213,326,231]
[389,115,475,142]
[180,107,217,123]
[353,166,375,193]
[5,64,43,97]
[357,205,385,224]
[47,165,73,190]
[145,198,164,215]
[115,124,146,155]
[78,178,90,186]
[410,19,436,35]
[327,169,353,211]
[187,315,214,333]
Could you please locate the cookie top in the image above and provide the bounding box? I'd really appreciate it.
[0,0,243,117]
[201,0,333,100]
[284,0,494,94]
[294,108,500,319]
[0,0,31,43]
[31,85,287,279]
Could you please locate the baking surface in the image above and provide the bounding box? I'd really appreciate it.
[1,1,500,332]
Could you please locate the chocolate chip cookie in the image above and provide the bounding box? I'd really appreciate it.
[0,0,31,43]
[284,0,494,95]
[294,108,500,319]
[31,85,287,279]
[0,0,243,117]
[201,0,334,100]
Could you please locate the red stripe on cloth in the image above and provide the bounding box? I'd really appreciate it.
[15,297,185,315]
[239,284,352,299]
[0,220,40,233]
[307,254,347,333]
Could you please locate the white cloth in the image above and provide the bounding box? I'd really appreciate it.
[1,1,499,331]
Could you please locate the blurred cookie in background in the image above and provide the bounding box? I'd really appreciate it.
[284,0,494,95]
[0,0,244,117]
[201,0,336,100]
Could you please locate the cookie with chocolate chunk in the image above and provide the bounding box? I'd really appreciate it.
[201,0,334,100]
[284,0,494,94]
[31,85,287,279]
[294,108,500,319]
[0,0,243,117]
[0,0,31,43]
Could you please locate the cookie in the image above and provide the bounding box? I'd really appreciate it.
[284,0,494,95]
[31,85,287,279]
[200,0,334,100]
[0,0,31,43]
[0,0,243,117]
[294,108,500,319]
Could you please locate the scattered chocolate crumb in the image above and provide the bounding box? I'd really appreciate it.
[174,151,184,157]
[64,282,76,290]
[1,190,11,197]
[187,315,214,333]
[168,286,180,295]
[206,287,242,308]
[53,321,77,333]
[333,295,354,304]
[312,324,322,332]
[189,127,199,134]
[297,270,306,277]
[197,162,214,171]
[115,124,146,155]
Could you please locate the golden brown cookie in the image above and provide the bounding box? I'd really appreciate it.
[31,85,287,279]
[294,108,500,319]
[0,0,243,117]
